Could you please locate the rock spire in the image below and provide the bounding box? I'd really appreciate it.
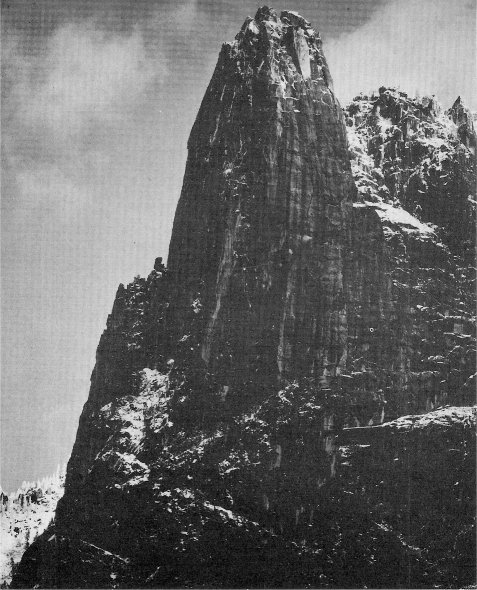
[167,7,354,384]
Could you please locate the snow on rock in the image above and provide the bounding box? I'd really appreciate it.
[91,370,170,488]
[379,404,476,432]
[365,201,435,235]
[345,87,475,424]
[0,465,66,586]
[345,87,475,252]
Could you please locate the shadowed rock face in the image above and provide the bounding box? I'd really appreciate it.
[64,269,167,492]
[11,8,476,590]
[166,7,354,384]
[12,403,476,589]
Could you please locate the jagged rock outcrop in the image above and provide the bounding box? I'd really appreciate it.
[65,268,167,493]
[448,96,476,154]
[12,7,476,590]
[344,88,475,423]
[0,467,65,587]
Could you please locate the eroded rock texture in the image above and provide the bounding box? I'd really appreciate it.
[344,88,475,424]
[166,7,354,385]
[12,8,476,590]
[0,468,65,586]
[65,268,167,493]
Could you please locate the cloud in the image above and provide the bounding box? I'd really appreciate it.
[4,22,167,159]
[2,19,172,238]
[325,0,476,109]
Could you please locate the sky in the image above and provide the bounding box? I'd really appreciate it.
[1,0,476,491]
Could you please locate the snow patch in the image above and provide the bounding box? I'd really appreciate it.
[373,202,435,235]
[0,466,66,585]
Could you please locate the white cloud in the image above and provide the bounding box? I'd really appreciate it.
[4,22,167,155]
[325,0,476,109]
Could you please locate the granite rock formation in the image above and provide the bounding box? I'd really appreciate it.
[166,7,354,385]
[0,467,65,587]
[344,87,476,423]
[12,8,476,589]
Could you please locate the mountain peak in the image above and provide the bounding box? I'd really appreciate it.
[447,95,476,151]
[167,7,348,380]
[233,7,329,84]
[254,5,278,22]
[448,94,472,117]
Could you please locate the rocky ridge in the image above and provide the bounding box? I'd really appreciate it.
[12,8,476,589]
[344,87,475,423]
[0,467,65,587]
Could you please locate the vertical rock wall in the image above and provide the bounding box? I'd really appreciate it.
[166,8,354,386]
[342,88,476,423]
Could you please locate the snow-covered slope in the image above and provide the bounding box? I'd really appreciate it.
[346,87,475,252]
[0,466,65,586]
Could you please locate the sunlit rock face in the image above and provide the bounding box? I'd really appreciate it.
[12,8,476,590]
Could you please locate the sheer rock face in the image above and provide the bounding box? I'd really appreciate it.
[166,8,354,384]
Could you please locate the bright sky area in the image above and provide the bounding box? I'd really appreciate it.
[2,0,476,490]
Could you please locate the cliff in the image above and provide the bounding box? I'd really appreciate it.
[166,8,354,386]
[344,87,475,423]
[12,7,476,589]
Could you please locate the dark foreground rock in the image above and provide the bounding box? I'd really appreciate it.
[12,404,475,588]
